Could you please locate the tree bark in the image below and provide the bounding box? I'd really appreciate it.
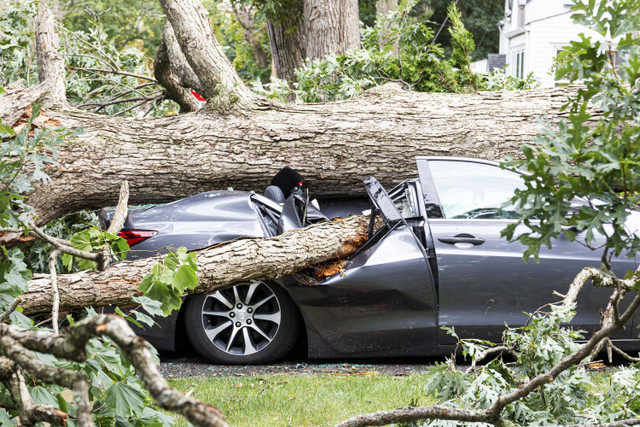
[22,216,368,315]
[17,84,587,225]
[159,21,205,95]
[266,18,306,83]
[303,0,360,60]
[158,0,261,109]
[35,9,66,108]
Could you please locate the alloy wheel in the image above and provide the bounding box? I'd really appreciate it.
[200,281,282,356]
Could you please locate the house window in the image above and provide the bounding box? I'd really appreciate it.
[514,50,525,78]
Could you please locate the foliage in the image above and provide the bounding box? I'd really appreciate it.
[22,210,100,273]
[422,0,504,61]
[501,0,640,265]
[418,305,640,426]
[0,1,38,86]
[482,69,539,91]
[208,1,271,82]
[61,227,129,270]
[60,0,166,57]
[253,1,536,103]
[138,247,199,315]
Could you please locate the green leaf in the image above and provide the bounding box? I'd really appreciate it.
[172,264,198,293]
[104,382,145,418]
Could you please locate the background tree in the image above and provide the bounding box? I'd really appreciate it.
[422,0,504,60]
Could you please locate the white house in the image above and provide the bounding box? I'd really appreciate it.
[498,0,603,87]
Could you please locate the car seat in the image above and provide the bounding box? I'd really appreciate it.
[264,185,286,203]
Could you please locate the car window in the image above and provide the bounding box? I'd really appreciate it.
[428,160,524,220]
[390,182,419,219]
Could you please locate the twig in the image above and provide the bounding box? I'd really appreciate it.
[609,343,640,363]
[48,249,61,335]
[468,345,514,372]
[113,95,163,116]
[0,298,22,323]
[106,181,129,235]
[28,223,98,261]
[79,94,162,109]
[66,66,157,82]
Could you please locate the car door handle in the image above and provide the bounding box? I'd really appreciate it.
[438,234,485,245]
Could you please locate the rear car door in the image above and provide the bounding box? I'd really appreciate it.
[417,157,635,344]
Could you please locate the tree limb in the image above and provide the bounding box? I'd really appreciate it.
[0,315,228,426]
[154,30,200,113]
[35,8,67,108]
[158,0,264,109]
[21,215,369,315]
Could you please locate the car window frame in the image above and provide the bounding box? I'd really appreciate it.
[416,156,526,222]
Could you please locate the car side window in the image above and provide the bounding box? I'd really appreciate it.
[428,161,524,220]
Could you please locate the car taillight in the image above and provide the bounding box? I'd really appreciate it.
[118,230,157,247]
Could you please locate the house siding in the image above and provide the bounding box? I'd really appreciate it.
[499,0,603,87]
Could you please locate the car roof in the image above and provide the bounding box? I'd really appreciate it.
[415,156,502,168]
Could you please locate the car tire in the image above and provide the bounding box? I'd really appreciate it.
[184,281,300,364]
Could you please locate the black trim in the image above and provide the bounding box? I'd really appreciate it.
[416,158,444,218]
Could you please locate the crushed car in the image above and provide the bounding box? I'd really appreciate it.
[101,157,640,364]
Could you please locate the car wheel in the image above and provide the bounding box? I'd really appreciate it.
[184,281,299,364]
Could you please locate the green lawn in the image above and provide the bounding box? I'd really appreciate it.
[168,373,435,426]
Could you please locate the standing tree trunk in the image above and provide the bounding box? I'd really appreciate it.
[303,0,360,60]
[266,17,306,83]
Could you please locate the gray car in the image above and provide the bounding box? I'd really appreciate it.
[102,157,640,364]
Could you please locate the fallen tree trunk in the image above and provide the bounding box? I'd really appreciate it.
[16,84,587,225]
[22,215,368,315]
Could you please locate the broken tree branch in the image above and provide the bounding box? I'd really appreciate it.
[158,0,264,109]
[48,249,61,335]
[35,8,66,108]
[106,180,129,235]
[336,266,640,427]
[22,215,369,315]
[0,315,228,427]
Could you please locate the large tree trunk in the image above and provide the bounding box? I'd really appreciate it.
[23,216,368,315]
[20,85,583,225]
[303,0,360,60]
[266,18,306,82]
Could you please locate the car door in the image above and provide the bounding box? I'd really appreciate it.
[284,177,439,358]
[416,157,636,344]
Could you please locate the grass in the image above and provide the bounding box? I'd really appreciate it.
[167,372,435,426]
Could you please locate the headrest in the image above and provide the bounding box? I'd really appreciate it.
[270,166,304,198]
[264,185,286,203]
